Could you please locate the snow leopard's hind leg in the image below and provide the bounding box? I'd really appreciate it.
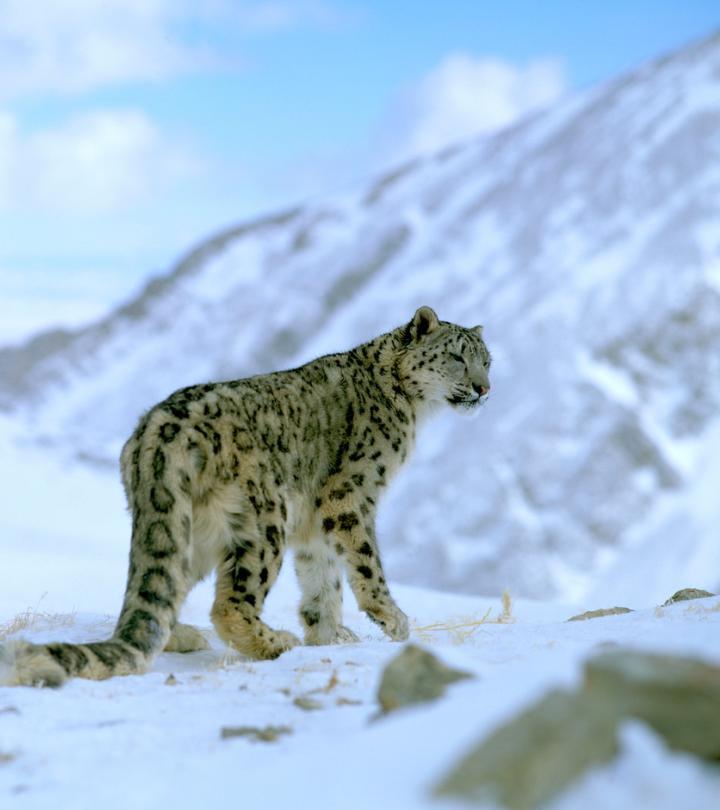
[211,520,300,660]
[164,623,209,652]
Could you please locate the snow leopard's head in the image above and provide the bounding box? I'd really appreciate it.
[398,306,492,413]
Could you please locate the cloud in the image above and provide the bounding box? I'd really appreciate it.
[264,52,569,207]
[0,0,194,98]
[0,108,199,212]
[0,0,343,99]
[0,0,346,213]
[375,53,568,167]
[210,0,348,32]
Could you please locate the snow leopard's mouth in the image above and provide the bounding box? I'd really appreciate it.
[447,394,485,409]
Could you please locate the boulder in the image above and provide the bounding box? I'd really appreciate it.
[434,689,618,810]
[583,648,720,759]
[434,647,720,808]
[567,606,633,621]
[377,644,472,714]
[662,588,715,606]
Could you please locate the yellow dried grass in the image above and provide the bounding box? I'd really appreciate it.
[412,590,516,644]
[0,606,76,642]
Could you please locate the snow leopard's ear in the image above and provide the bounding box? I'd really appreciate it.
[407,306,439,342]
[471,325,484,336]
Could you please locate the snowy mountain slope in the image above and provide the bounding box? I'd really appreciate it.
[2,32,720,601]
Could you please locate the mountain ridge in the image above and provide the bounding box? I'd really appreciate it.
[3,31,720,601]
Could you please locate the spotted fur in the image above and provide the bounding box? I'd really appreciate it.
[0,306,491,686]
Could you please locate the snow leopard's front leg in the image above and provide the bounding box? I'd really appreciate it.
[294,537,359,645]
[319,488,409,642]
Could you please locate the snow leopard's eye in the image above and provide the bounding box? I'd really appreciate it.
[448,352,466,366]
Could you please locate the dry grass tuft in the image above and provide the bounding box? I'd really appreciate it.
[0,607,76,642]
[413,590,516,644]
[499,590,515,624]
[305,669,341,696]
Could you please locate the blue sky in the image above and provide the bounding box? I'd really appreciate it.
[1,1,719,340]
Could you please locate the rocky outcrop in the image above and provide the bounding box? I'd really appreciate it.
[662,588,716,606]
[435,647,720,809]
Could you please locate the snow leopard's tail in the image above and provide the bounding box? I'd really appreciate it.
[0,634,148,687]
[0,415,194,687]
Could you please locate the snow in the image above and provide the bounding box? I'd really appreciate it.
[553,722,720,810]
[577,351,639,410]
[706,257,720,292]
[1,413,720,809]
[2,579,719,810]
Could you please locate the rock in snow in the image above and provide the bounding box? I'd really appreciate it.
[434,688,620,810]
[435,646,720,809]
[567,606,633,621]
[584,648,720,759]
[376,644,473,714]
[662,587,716,606]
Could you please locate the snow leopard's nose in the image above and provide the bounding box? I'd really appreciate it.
[473,382,490,397]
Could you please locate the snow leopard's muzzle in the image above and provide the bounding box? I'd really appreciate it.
[448,384,489,411]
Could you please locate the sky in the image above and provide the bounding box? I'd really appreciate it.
[1,0,720,343]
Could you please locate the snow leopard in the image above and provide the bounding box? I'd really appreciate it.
[0,306,491,686]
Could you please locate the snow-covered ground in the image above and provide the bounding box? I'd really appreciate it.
[2,590,719,810]
[1,416,719,810]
